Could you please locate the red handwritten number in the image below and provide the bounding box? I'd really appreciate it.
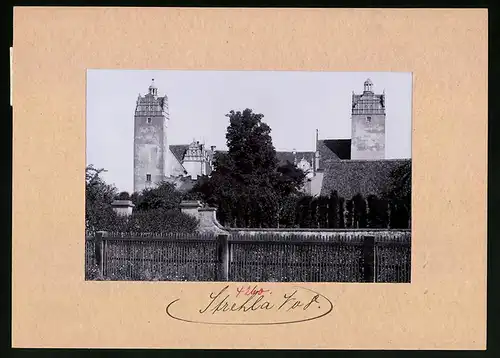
[236,285,270,297]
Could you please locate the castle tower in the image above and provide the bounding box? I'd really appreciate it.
[350,79,386,160]
[133,79,170,193]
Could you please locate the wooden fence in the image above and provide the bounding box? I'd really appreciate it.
[85,230,411,283]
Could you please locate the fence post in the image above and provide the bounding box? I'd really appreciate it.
[96,231,108,277]
[217,234,229,281]
[362,236,375,282]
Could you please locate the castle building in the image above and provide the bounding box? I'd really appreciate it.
[311,79,409,198]
[351,78,386,160]
[133,79,216,193]
[133,80,170,193]
[133,78,410,199]
[270,79,408,198]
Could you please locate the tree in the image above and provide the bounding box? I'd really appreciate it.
[124,181,198,233]
[345,199,354,228]
[384,161,412,228]
[116,191,131,200]
[191,108,305,228]
[277,193,301,228]
[85,165,119,235]
[367,195,389,228]
[130,192,140,206]
[276,161,307,197]
[328,190,339,228]
[296,195,313,228]
[352,193,367,228]
[134,181,182,212]
[316,195,329,228]
[310,197,319,228]
[338,197,346,228]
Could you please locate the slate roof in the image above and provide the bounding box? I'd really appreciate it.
[211,150,315,167]
[320,159,411,199]
[276,151,315,166]
[169,145,189,163]
[317,139,351,168]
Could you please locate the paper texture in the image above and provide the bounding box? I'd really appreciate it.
[12,7,487,349]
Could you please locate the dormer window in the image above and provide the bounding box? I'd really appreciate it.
[147,117,152,124]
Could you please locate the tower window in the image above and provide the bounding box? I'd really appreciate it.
[367,116,372,123]
[147,117,152,124]
[146,174,151,182]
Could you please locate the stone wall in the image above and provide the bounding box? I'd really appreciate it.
[180,200,410,238]
[226,227,410,239]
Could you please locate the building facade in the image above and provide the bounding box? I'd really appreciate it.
[133,80,217,193]
[133,80,170,193]
[133,78,408,199]
[350,78,386,160]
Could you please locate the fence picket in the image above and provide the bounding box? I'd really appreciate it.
[85,230,410,282]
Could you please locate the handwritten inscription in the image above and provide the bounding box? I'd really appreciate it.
[236,285,270,297]
[166,284,334,326]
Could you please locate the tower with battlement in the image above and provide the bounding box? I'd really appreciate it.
[350,79,386,160]
[133,79,170,193]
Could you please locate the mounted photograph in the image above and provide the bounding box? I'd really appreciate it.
[85,70,412,283]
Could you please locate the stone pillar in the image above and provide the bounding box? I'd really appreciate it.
[179,200,203,220]
[180,200,228,234]
[198,207,228,234]
[111,200,135,216]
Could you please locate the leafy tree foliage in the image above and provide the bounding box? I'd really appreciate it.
[116,191,131,200]
[338,197,346,228]
[126,181,197,233]
[134,181,182,212]
[345,199,354,228]
[296,195,313,228]
[191,109,306,228]
[352,193,367,228]
[85,165,118,235]
[277,194,302,228]
[86,166,197,234]
[384,161,411,228]
[328,190,339,228]
[125,208,198,234]
[367,195,389,228]
[316,196,329,228]
[276,162,307,197]
[310,197,319,228]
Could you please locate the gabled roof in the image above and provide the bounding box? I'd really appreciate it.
[317,139,351,168]
[169,145,189,163]
[320,159,411,199]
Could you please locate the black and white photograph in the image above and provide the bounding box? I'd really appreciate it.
[85,70,412,283]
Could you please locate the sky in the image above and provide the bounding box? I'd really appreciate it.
[87,70,412,193]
